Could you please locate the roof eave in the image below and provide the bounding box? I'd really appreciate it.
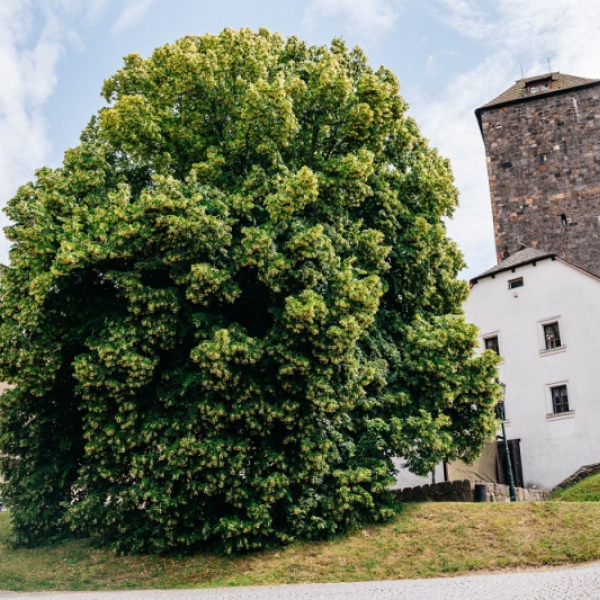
[470,254,556,285]
[555,257,600,283]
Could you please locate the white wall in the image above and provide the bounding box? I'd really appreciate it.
[464,258,600,489]
[392,458,445,489]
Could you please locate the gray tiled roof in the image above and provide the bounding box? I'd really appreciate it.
[470,248,556,284]
[478,72,600,112]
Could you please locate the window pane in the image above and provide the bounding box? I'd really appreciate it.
[551,385,569,413]
[544,322,562,349]
[508,278,523,289]
[484,336,500,354]
[528,79,552,94]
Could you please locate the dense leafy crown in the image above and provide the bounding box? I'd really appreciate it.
[0,29,499,553]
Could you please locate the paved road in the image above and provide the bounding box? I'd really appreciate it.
[2,562,600,599]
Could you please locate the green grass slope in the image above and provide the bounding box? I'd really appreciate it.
[552,471,600,502]
[0,503,600,592]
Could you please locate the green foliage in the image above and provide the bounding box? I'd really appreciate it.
[0,28,500,554]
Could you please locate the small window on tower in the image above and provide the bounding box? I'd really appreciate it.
[527,79,552,95]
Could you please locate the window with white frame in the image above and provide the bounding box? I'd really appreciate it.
[538,316,565,355]
[550,384,570,414]
[543,322,562,349]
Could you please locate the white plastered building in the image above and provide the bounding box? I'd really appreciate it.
[464,247,600,489]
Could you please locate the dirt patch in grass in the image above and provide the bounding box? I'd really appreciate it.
[0,502,600,592]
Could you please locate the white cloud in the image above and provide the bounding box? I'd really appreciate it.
[304,0,400,39]
[111,0,155,35]
[0,0,109,264]
[437,0,600,76]
[435,0,493,41]
[84,0,112,25]
[0,1,59,260]
[415,0,600,278]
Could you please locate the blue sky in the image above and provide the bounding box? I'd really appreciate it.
[2,0,600,279]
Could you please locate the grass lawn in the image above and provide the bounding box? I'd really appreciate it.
[552,471,600,502]
[0,502,600,592]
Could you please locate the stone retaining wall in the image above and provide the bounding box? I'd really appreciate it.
[393,479,549,503]
[553,463,600,491]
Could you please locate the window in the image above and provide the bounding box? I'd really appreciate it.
[538,317,566,356]
[527,79,552,94]
[544,322,562,349]
[484,335,500,354]
[546,380,574,420]
[508,277,523,289]
[551,385,570,414]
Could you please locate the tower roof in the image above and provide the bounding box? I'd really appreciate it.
[475,72,600,128]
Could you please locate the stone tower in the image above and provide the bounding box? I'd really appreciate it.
[476,72,600,276]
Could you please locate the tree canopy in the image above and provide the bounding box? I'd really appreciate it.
[0,28,500,554]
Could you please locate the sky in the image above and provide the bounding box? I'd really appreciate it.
[2,0,600,279]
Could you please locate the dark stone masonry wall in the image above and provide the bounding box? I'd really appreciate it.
[481,85,600,277]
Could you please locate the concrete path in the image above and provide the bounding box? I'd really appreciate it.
[2,562,600,599]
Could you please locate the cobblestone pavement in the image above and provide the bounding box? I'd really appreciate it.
[2,562,600,599]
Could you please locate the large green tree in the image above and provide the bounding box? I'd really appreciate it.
[0,29,499,554]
